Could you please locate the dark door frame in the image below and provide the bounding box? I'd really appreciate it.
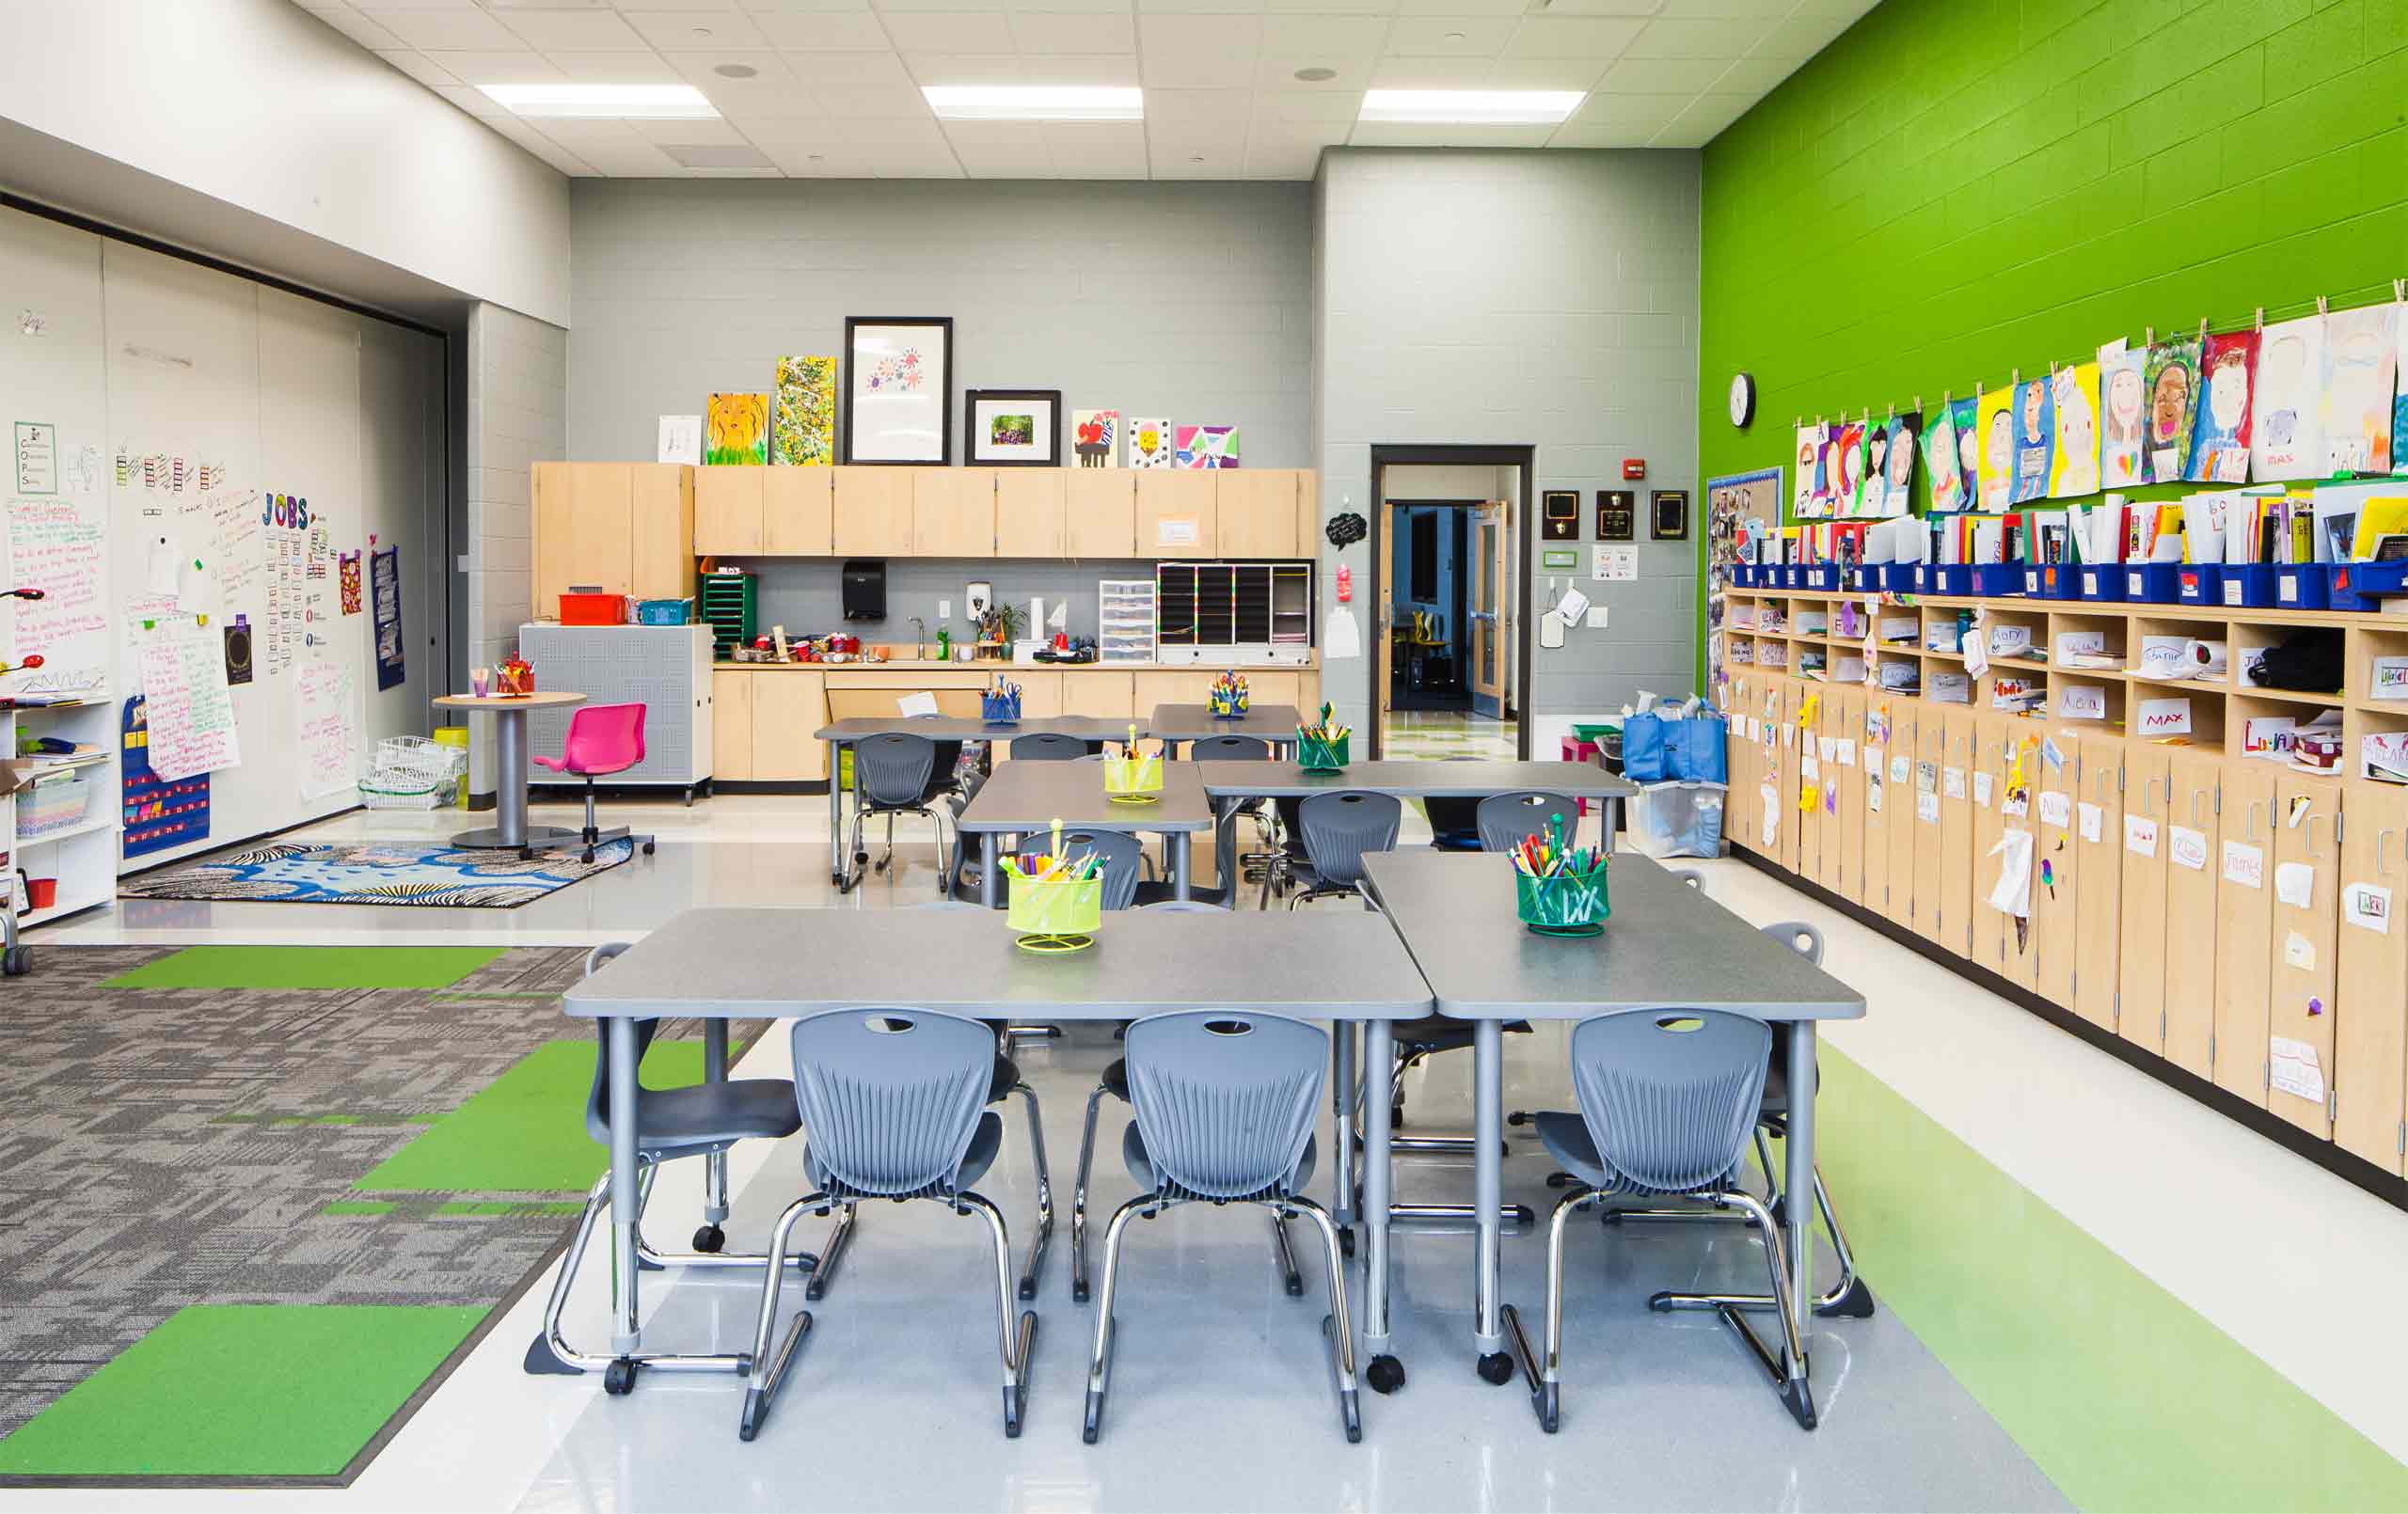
[1368,444,1536,761]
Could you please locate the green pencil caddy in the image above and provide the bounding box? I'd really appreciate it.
[1515,865,1610,936]
[1006,873,1102,951]
[1295,730,1349,772]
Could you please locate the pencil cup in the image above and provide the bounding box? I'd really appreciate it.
[1515,865,1611,937]
[1006,873,1102,953]
[1295,730,1349,772]
[981,689,1022,724]
[1101,750,1164,803]
[1209,690,1249,718]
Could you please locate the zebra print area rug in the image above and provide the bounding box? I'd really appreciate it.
[118,839,632,907]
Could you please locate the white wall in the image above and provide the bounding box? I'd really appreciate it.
[0,0,570,325]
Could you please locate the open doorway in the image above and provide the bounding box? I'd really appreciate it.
[1369,447,1532,762]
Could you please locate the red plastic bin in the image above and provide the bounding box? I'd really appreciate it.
[558,592,625,625]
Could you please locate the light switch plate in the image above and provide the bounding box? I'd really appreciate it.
[1585,607,1609,629]
[938,599,952,620]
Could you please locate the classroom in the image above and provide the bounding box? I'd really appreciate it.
[0,1,2404,1509]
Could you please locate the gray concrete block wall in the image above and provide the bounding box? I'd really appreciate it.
[1313,148,1703,753]
[565,180,1313,468]
[464,299,567,792]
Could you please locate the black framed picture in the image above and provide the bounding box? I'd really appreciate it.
[1596,489,1636,541]
[964,388,1062,466]
[1651,488,1690,540]
[1541,489,1579,541]
[842,317,952,465]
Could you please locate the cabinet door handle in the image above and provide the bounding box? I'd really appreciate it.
[2143,776,2164,815]
[2192,791,2207,827]
[2307,813,2325,853]
[2246,799,2262,843]
[2381,828,2396,877]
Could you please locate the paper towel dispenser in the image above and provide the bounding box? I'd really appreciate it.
[842,560,886,622]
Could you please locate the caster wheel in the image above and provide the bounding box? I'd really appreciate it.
[1390,1104,1405,1130]
[1506,1112,1530,1127]
[1476,1351,1515,1386]
[642,841,657,855]
[1338,1226,1355,1259]
[1365,1354,1406,1395]
[603,1357,639,1396]
[580,849,596,866]
[1817,1277,1877,1318]
[692,1224,725,1254]
[3,946,29,976]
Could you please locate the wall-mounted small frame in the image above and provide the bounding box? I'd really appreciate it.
[1542,548,1578,569]
[1650,488,1690,541]
[1542,489,1580,542]
[1596,489,1635,542]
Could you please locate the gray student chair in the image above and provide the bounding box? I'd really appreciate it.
[737,1006,1036,1443]
[1474,791,1581,854]
[941,767,990,902]
[1009,733,1087,761]
[1600,920,1874,1320]
[1267,791,1402,910]
[1500,1006,1817,1434]
[1190,733,1280,891]
[526,943,809,1394]
[853,733,955,893]
[1084,1010,1361,1444]
[803,903,1057,1305]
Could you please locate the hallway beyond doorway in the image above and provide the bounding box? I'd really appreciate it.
[1384,708,1518,761]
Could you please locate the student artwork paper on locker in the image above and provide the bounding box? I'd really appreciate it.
[2167,825,2209,870]
[2275,860,2316,908]
[2038,790,2072,828]
[2270,1036,2324,1103]
[1942,765,1966,800]
[2124,813,2159,857]
[2343,881,2390,934]
[2223,841,2265,888]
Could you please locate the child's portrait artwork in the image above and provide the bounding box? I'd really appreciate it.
[2049,361,2100,498]
[2010,374,2053,505]
[2250,315,2322,481]
[1950,395,1980,505]
[1793,423,1827,516]
[2320,302,2398,475]
[1882,411,1920,515]
[1923,402,1967,512]
[1863,424,1889,514]
[1833,420,1866,514]
[1977,386,2015,511]
[2186,330,2258,483]
[2099,342,2147,488]
[2142,338,2200,483]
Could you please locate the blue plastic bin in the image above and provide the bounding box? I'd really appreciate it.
[1972,564,2024,597]
[2220,564,2279,608]
[2275,563,2329,609]
[2175,564,2224,607]
[1881,564,1919,592]
[2021,563,2081,600]
[2078,564,2127,601]
[2125,563,2180,603]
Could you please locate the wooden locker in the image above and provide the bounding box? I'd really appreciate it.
[2072,735,2125,1033]
[832,466,912,556]
[1968,711,2013,977]
[1857,690,1890,914]
[1910,706,1947,945]
[2161,749,2223,1079]
[911,467,996,557]
[1934,706,1977,957]
[1066,468,1137,557]
[2117,743,2173,1055]
[1214,470,1301,558]
[711,669,752,781]
[763,466,834,555]
[693,465,765,556]
[1810,686,1840,892]
[1835,687,1866,907]
[994,468,1067,557]
[1993,718,2042,996]
[1136,471,1217,556]
[2213,763,2278,1106]
[1779,680,1808,878]
[1883,701,1920,933]
[2269,773,2341,1139]
[1792,685,1825,884]
[2335,781,2407,1173]
[2030,727,2081,1010]
[1723,676,1754,855]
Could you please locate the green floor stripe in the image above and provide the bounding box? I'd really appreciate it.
[354,1039,706,1194]
[0,1305,484,1477]
[1818,1047,2408,1512]
[319,1200,394,1217]
[102,946,507,992]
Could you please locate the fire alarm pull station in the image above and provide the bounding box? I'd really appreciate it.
[1622,459,1646,481]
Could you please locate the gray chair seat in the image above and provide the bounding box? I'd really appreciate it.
[1122,1124,1317,1198]
[990,1053,1022,1105]
[633,1078,803,1157]
[1529,1110,1738,1196]
[1101,1056,1128,1100]
[808,1109,1006,1196]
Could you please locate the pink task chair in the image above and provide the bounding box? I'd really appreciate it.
[531,702,657,864]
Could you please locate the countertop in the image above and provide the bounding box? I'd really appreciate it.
[713,657,1319,672]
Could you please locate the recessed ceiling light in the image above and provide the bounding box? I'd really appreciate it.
[1293,65,1338,82]
[714,63,757,78]
[1357,89,1583,124]
[922,85,1143,121]
[481,84,721,119]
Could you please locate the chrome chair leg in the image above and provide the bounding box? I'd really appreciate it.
[1010,1081,1054,1300]
[1711,1188,1814,1429]
[1071,1082,1109,1302]
[737,1192,825,1441]
[1270,1210,1305,1297]
[1083,1195,1155,1443]
[525,1169,765,1382]
[803,1202,854,1301]
[1285,1196,1362,1443]
[1754,1126,1781,1206]
[957,1190,1038,1437]
[1639,1166,1871,1317]
[1501,1185,1594,1433]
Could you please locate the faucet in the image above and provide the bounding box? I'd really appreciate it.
[910,616,926,659]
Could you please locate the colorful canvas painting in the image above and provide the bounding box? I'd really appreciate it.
[2099,341,2147,488]
[2320,302,2398,475]
[705,392,769,466]
[2186,331,2258,483]
[1073,409,1119,468]
[1128,417,1173,470]
[2009,374,2053,505]
[1792,423,1827,517]
[1923,402,1968,512]
[1176,424,1239,469]
[1976,386,2016,511]
[1879,411,1920,515]
[2253,314,2324,481]
[2049,362,2100,498]
[772,356,837,466]
[2141,338,2201,483]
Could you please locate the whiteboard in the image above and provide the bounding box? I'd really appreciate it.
[1,205,441,872]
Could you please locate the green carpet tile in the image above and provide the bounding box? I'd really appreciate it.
[0,1305,485,1478]
[101,945,506,992]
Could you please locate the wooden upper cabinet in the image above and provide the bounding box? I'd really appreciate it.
[1066,468,1137,558]
[995,468,1067,557]
[1215,471,1300,558]
[764,466,834,555]
[533,462,634,621]
[692,465,764,556]
[912,467,996,557]
[1136,471,1217,557]
[1296,469,1322,558]
[833,466,912,556]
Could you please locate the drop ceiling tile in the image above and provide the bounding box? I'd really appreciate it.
[1481,56,1611,87]
[1742,11,1842,55]
[1008,9,1138,51]
[357,7,521,49]
[1017,54,1141,81]
[1248,116,1352,147]
[617,8,773,49]
[420,49,568,83]
[1619,15,1743,56]
[905,53,1031,82]
[1554,87,1687,134]
[300,5,408,50]
[1363,56,1489,86]
[777,48,914,84]
[1502,16,1640,56]
[1545,117,1656,146]
[1256,12,1385,52]
[1149,134,1246,176]
[435,83,512,116]
[1648,87,1752,144]
[353,0,502,9]
[1253,87,1361,121]
[372,49,463,87]
[604,0,740,10]
[478,114,604,176]
[1596,54,1722,89]
[810,81,941,113]
[1383,16,1514,55]
[628,115,752,143]
[1133,0,1265,15]
[875,0,1007,13]
[1136,15,1262,84]
[1263,0,1395,13]
[1243,136,1326,176]
[730,117,847,156]
[878,9,1016,47]
[1523,0,1659,13]
[1254,54,1374,87]
[543,52,690,81]
[822,114,955,148]
[1006,0,1132,12]
[494,8,653,48]
[1654,0,1793,16]
[1043,119,1150,174]
[752,8,893,45]
[1710,53,1803,90]
[1391,0,1522,15]
[1348,119,1553,146]
[1145,87,1254,125]
[941,118,1055,173]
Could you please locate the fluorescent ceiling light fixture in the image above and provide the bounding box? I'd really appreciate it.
[1357,89,1584,124]
[480,84,719,119]
[922,86,1143,121]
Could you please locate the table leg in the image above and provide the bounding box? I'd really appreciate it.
[980,832,1001,909]
[1331,1020,1355,1236]
[495,710,528,848]
[608,1016,642,1359]
[1170,833,1192,902]
[703,1021,730,1227]
[1361,1015,1403,1394]
[828,740,845,884]
[1785,1019,1817,1400]
[1472,1018,1510,1380]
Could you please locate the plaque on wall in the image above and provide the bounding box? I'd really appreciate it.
[1596,489,1636,542]
[1650,489,1690,541]
[1542,489,1580,542]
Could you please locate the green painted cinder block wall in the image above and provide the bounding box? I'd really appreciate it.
[1692,0,2408,682]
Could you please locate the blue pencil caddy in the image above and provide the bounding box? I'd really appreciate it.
[2124,563,2181,603]
[2220,564,2278,608]
[1972,564,2024,597]
[2275,563,2329,608]
[980,688,1022,724]
[2078,564,2127,601]
[2174,564,2224,607]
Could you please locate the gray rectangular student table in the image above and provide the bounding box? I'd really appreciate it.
[1359,850,1864,1414]
[1146,702,1306,752]
[814,715,1131,887]
[562,907,1434,1375]
[1194,760,1640,874]
[956,758,1216,907]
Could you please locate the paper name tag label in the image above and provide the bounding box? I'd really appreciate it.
[2038,790,2071,828]
[2345,882,2391,934]
[2124,814,2159,857]
[2136,696,2194,736]
[1836,738,1857,767]
[1866,775,1883,813]
[1802,754,1821,781]
[2057,684,2107,720]
[2168,825,2209,871]
[2078,801,2103,844]
[2222,841,2264,889]
[1891,754,1911,782]
[1916,792,1940,824]
[1943,766,1966,800]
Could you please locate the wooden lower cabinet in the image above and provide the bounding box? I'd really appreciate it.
[1793,686,1826,886]
[2270,772,2340,1139]
[2335,781,2408,1174]
[2161,749,2223,1080]
[750,671,828,781]
[2118,743,2173,1055]
[1879,701,1918,934]
[1774,680,1802,875]
[1967,711,2011,982]
[1062,671,1135,720]
[2071,735,2125,1034]
[2213,763,2278,1106]
[1909,705,1945,942]
[1989,716,2041,996]
[1933,708,1976,956]
[712,669,753,781]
